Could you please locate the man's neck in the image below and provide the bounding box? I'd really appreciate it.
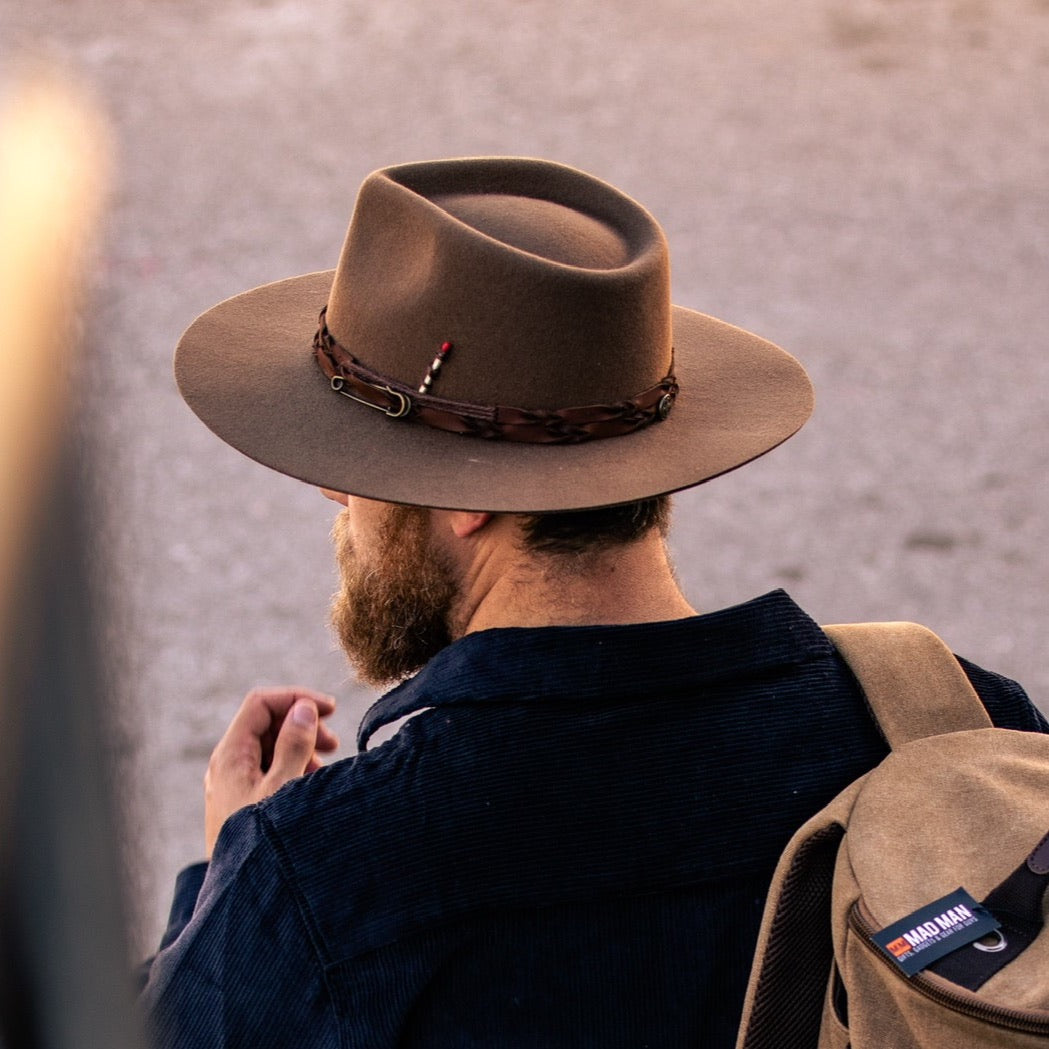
[453,530,696,636]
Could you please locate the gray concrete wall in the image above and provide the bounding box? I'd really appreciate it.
[3,0,1048,957]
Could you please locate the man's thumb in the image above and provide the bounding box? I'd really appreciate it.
[268,700,319,782]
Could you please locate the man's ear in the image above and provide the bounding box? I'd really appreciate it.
[442,510,493,539]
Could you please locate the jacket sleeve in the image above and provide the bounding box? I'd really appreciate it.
[958,655,1049,733]
[138,807,339,1049]
[134,861,208,992]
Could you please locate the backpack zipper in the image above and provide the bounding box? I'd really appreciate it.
[849,902,1049,1035]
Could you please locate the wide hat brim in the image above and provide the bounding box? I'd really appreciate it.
[175,270,813,512]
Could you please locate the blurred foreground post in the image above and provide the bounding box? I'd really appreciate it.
[0,74,143,1048]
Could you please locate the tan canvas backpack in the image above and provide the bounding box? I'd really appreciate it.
[735,622,1049,1048]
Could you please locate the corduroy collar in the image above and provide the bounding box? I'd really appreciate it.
[357,589,830,750]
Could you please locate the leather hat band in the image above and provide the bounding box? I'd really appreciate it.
[313,309,678,445]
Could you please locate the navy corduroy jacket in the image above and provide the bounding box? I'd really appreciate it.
[140,591,1046,1048]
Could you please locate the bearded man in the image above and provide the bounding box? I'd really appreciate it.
[139,158,1045,1049]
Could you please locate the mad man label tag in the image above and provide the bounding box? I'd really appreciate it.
[871,888,1000,976]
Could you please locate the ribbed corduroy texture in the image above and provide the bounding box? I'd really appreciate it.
[139,592,1045,1049]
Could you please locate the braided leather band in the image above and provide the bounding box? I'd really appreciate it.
[313,310,678,444]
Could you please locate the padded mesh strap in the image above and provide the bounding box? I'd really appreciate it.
[736,824,844,1049]
[823,622,991,748]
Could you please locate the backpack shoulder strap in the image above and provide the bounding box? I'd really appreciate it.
[823,621,991,748]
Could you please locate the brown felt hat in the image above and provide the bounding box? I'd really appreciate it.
[175,157,813,512]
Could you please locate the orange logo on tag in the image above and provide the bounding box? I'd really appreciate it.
[886,937,911,958]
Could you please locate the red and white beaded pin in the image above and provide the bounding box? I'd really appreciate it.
[418,341,453,394]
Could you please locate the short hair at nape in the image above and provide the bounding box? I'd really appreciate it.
[517,496,671,557]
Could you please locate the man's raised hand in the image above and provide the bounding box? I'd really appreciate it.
[204,686,338,858]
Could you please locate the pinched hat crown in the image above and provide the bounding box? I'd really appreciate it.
[324,159,673,414]
[175,157,813,511]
